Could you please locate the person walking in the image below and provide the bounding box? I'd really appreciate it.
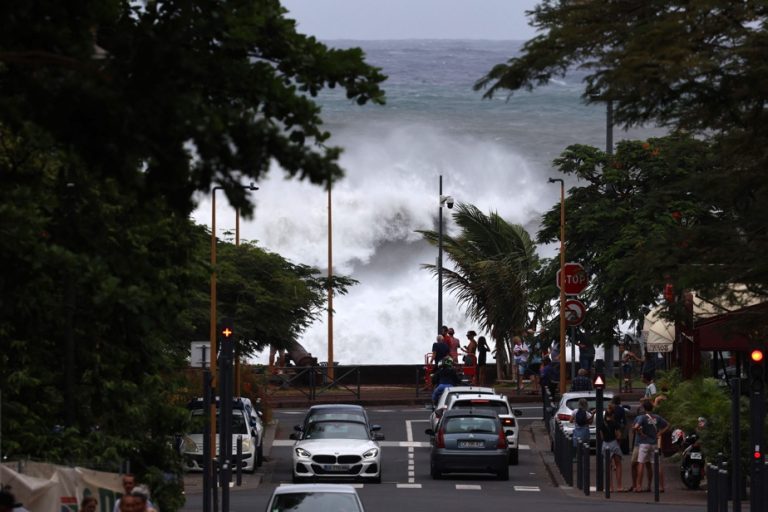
[600,403,624,492]
[476,335,490,385]
[621,343,642,392]
[632,400,669,492]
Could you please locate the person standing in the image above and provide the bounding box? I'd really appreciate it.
[462,330,477,364]
[476,335,490,385]
[431,358,462,404]
[576,329,595,373]
[600,403,624,492]
[447,327,460,363]
[570,398,593,448]
[621,343,641,392]
[430,334,450,366]
[632,400,669,492]
[539,356,559,401]
[512,336,529,391]
[643,374,657,399]
[570,368,593,391]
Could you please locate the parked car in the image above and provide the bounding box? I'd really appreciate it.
[265,483,365,512]
[291,406,383,483]
[429,386,496,431]
[183,397,264,473]
[425,409,509,480]
[548,390,614,448]
[290,404,383,441]
[444,393,523,465]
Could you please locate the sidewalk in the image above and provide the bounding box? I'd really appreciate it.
[528,419,709,506]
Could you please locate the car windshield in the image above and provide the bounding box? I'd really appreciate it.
[444,416,498,434]
[270,492,360,512]
[188,409,248,435]
[452,400,510,415]
[303,420,369,440]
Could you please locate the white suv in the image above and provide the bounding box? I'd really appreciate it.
[183,397,264,473]
[445,393,523,465]
[429,386,496,431]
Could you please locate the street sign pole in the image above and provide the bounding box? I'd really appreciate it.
[595,383,604,492]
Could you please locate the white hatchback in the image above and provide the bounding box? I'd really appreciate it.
[429,386,496,431]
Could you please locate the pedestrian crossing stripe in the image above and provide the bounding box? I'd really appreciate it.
[455,484,482,490]
[513,486,540,492]
[396,483,422,489]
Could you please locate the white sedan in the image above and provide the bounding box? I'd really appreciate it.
[266,483,365,512]
[292,419,382,483]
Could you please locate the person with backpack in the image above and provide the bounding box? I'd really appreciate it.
[631,400,669,492]
[570,397,593,448]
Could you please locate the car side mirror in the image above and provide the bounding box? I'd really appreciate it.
[514,409,523,416]
[424,428,435,436]
[370,424,382,432]
[289,432,298,440]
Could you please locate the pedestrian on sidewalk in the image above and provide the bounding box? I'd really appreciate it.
[600,403,624,492]
[570,368,593,391]
[632,400,669,492]
[570,398,592,448]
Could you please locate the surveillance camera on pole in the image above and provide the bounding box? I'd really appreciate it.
[440,195,454,209]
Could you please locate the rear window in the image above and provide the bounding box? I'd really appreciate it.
[565,397,611,411]
[452,400,510,415]
[444,416,499,434]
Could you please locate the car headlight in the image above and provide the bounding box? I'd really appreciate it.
[362,448,379,459]
[241,437,252,452]
[295,447,312,458]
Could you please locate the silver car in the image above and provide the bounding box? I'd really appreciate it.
[548,390,614,447]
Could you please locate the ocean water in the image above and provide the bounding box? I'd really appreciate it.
[193,40,663,365]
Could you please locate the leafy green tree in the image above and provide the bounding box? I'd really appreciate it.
[0,0,386,216]
[419,203,539,377]
[476,0,768,336]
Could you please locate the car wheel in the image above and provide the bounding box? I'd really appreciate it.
[509,448,519,466]
[497,468,509,481]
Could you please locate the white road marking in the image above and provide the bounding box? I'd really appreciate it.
[455,484,482,490]
[513,486,541,492]
[371,409,396,413]
[405,420,414,442]
[519,444,531,450]
[408,470,415,477]
[396,483,422,489]
[380,441,431,448]
[272,440,294,446]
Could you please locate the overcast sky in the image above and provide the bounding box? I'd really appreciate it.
[281,0,541,40]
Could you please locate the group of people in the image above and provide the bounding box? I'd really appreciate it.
[430,326,491,381]
[569,395,670,493]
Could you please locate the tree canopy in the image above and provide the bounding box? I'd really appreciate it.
[477,0,768,332]
[0,0,386,216]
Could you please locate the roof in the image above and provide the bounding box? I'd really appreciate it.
[271,483,359,495]
[560,391,614,399]
[308,404,365,412]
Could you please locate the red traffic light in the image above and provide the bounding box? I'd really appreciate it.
[754,451,762,460]
[751,350,764,363]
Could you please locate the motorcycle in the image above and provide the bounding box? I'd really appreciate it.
[671,418,706,489]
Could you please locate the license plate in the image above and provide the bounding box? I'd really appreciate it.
[689,452,702,460]
[458,441,484,448]
[322,464,350,472]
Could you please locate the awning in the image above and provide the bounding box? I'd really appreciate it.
[641,306,674,353]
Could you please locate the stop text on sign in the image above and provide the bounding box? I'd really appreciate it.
[556,262,589,295]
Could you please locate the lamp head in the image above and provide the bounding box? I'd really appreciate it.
[440,195,454,209]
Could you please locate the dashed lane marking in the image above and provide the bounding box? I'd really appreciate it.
[455,484,482,490]
[396,483,422,489]
[513,486,541,492]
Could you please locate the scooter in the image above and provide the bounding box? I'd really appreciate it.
[672,427,705,489]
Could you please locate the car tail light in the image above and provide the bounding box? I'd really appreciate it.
[557,413,572,421]
[497,428,507,449]
[501,417,516,427]
[436,428,446,449]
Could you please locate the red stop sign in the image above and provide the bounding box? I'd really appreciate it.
[557,262,589,295]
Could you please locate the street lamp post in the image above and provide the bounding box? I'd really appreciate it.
[327,180,334,381]
[209,182,257,504]
[548,177,567,395]
[437,175,454,333]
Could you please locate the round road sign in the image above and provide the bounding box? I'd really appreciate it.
[565,299,587,326]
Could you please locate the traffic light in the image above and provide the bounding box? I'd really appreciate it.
[749,349,765,393]
[218,317,234,342]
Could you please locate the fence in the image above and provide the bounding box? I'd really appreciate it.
[264,365,361,401]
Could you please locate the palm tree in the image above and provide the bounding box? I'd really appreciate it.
[419,203,539,379]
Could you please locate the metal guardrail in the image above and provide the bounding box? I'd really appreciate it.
[264,366,360,400]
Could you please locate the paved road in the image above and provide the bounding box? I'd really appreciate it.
[180,402,706,511]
